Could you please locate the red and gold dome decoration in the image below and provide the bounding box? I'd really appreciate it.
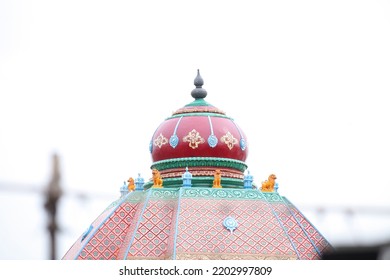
[148,70,248,187]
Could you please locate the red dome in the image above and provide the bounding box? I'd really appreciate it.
[148,70,249,181]
[150,112,248,162]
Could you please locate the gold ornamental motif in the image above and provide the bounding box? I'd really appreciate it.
[183,129,205,149]
[220,131,238,150]
[154,133,168,148]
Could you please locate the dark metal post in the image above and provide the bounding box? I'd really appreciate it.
[44,153,62,260]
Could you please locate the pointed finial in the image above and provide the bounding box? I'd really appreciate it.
[120,181,129,197]
[182,167,192,188]
[194,69,204,87]
[135,173,145,191]
[244,170,253,189]
[191,69,207,99]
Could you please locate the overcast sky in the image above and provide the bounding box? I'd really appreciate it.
[1,0,390,259]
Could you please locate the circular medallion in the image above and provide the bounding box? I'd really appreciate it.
[208,134,218,148]
[223,216,238,233]
[169,135,179,148]
[240,138,247,151]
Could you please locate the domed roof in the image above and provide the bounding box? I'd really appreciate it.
[62,70,334,261]
[63,188,333,260]
[148,70,248,186]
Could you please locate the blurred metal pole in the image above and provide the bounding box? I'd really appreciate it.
[44,153,62,260]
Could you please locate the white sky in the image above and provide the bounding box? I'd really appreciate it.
[1,0,390,259]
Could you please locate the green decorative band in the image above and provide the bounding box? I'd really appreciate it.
[166,112,232,120]
[182,188,267,200]
[131,187,268,201]
[171,99,226,115]
[263,192,283,202]
[184,98,213,107]
[143,177,182,189]
[143,176,245,190]
[150,189,180,199]
[151,157,247,172]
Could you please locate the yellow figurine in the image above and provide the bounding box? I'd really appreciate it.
[152,168,163,188]
[261,174,277,192]
[212,169,222,188]
[127,177,135,192]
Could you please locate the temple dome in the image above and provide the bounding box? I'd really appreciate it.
[149,70,248,185]
[62,70,333,260]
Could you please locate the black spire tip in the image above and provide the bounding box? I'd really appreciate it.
[191,69,207,99]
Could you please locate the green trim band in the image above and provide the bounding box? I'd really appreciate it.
[137,187,268,201]
[150,189,180,199]
[263,192,283,202]
[184,99,212,107]
[182,188,266,200]
[143,176,246,190]
[166,112,232,120]
[151,157,247,172]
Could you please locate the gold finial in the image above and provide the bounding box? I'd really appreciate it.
[212,169,222,188]
[127,177,135,192]
[152,168,163,188]
[261,174,277,192]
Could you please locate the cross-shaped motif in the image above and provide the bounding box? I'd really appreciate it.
[220,131,238,150]
[183,129,205,149]
[154,133,168,148]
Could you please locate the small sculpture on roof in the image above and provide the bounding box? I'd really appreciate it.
[135,173,145,191]
[243,170,253,189]
[261,174,277,192]
[212,169,222,188]
[152,168,163,188]
[127,177,135,192]
[120,181,129,197]
[182,167,192,188]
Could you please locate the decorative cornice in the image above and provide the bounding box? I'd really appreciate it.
[150,189,180,199]
[182,188,265,200]
[262,192,283,202]
[151,157,247,172]
[167,112,231,119]
[159,167,244,180]
[143,177,246,190]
